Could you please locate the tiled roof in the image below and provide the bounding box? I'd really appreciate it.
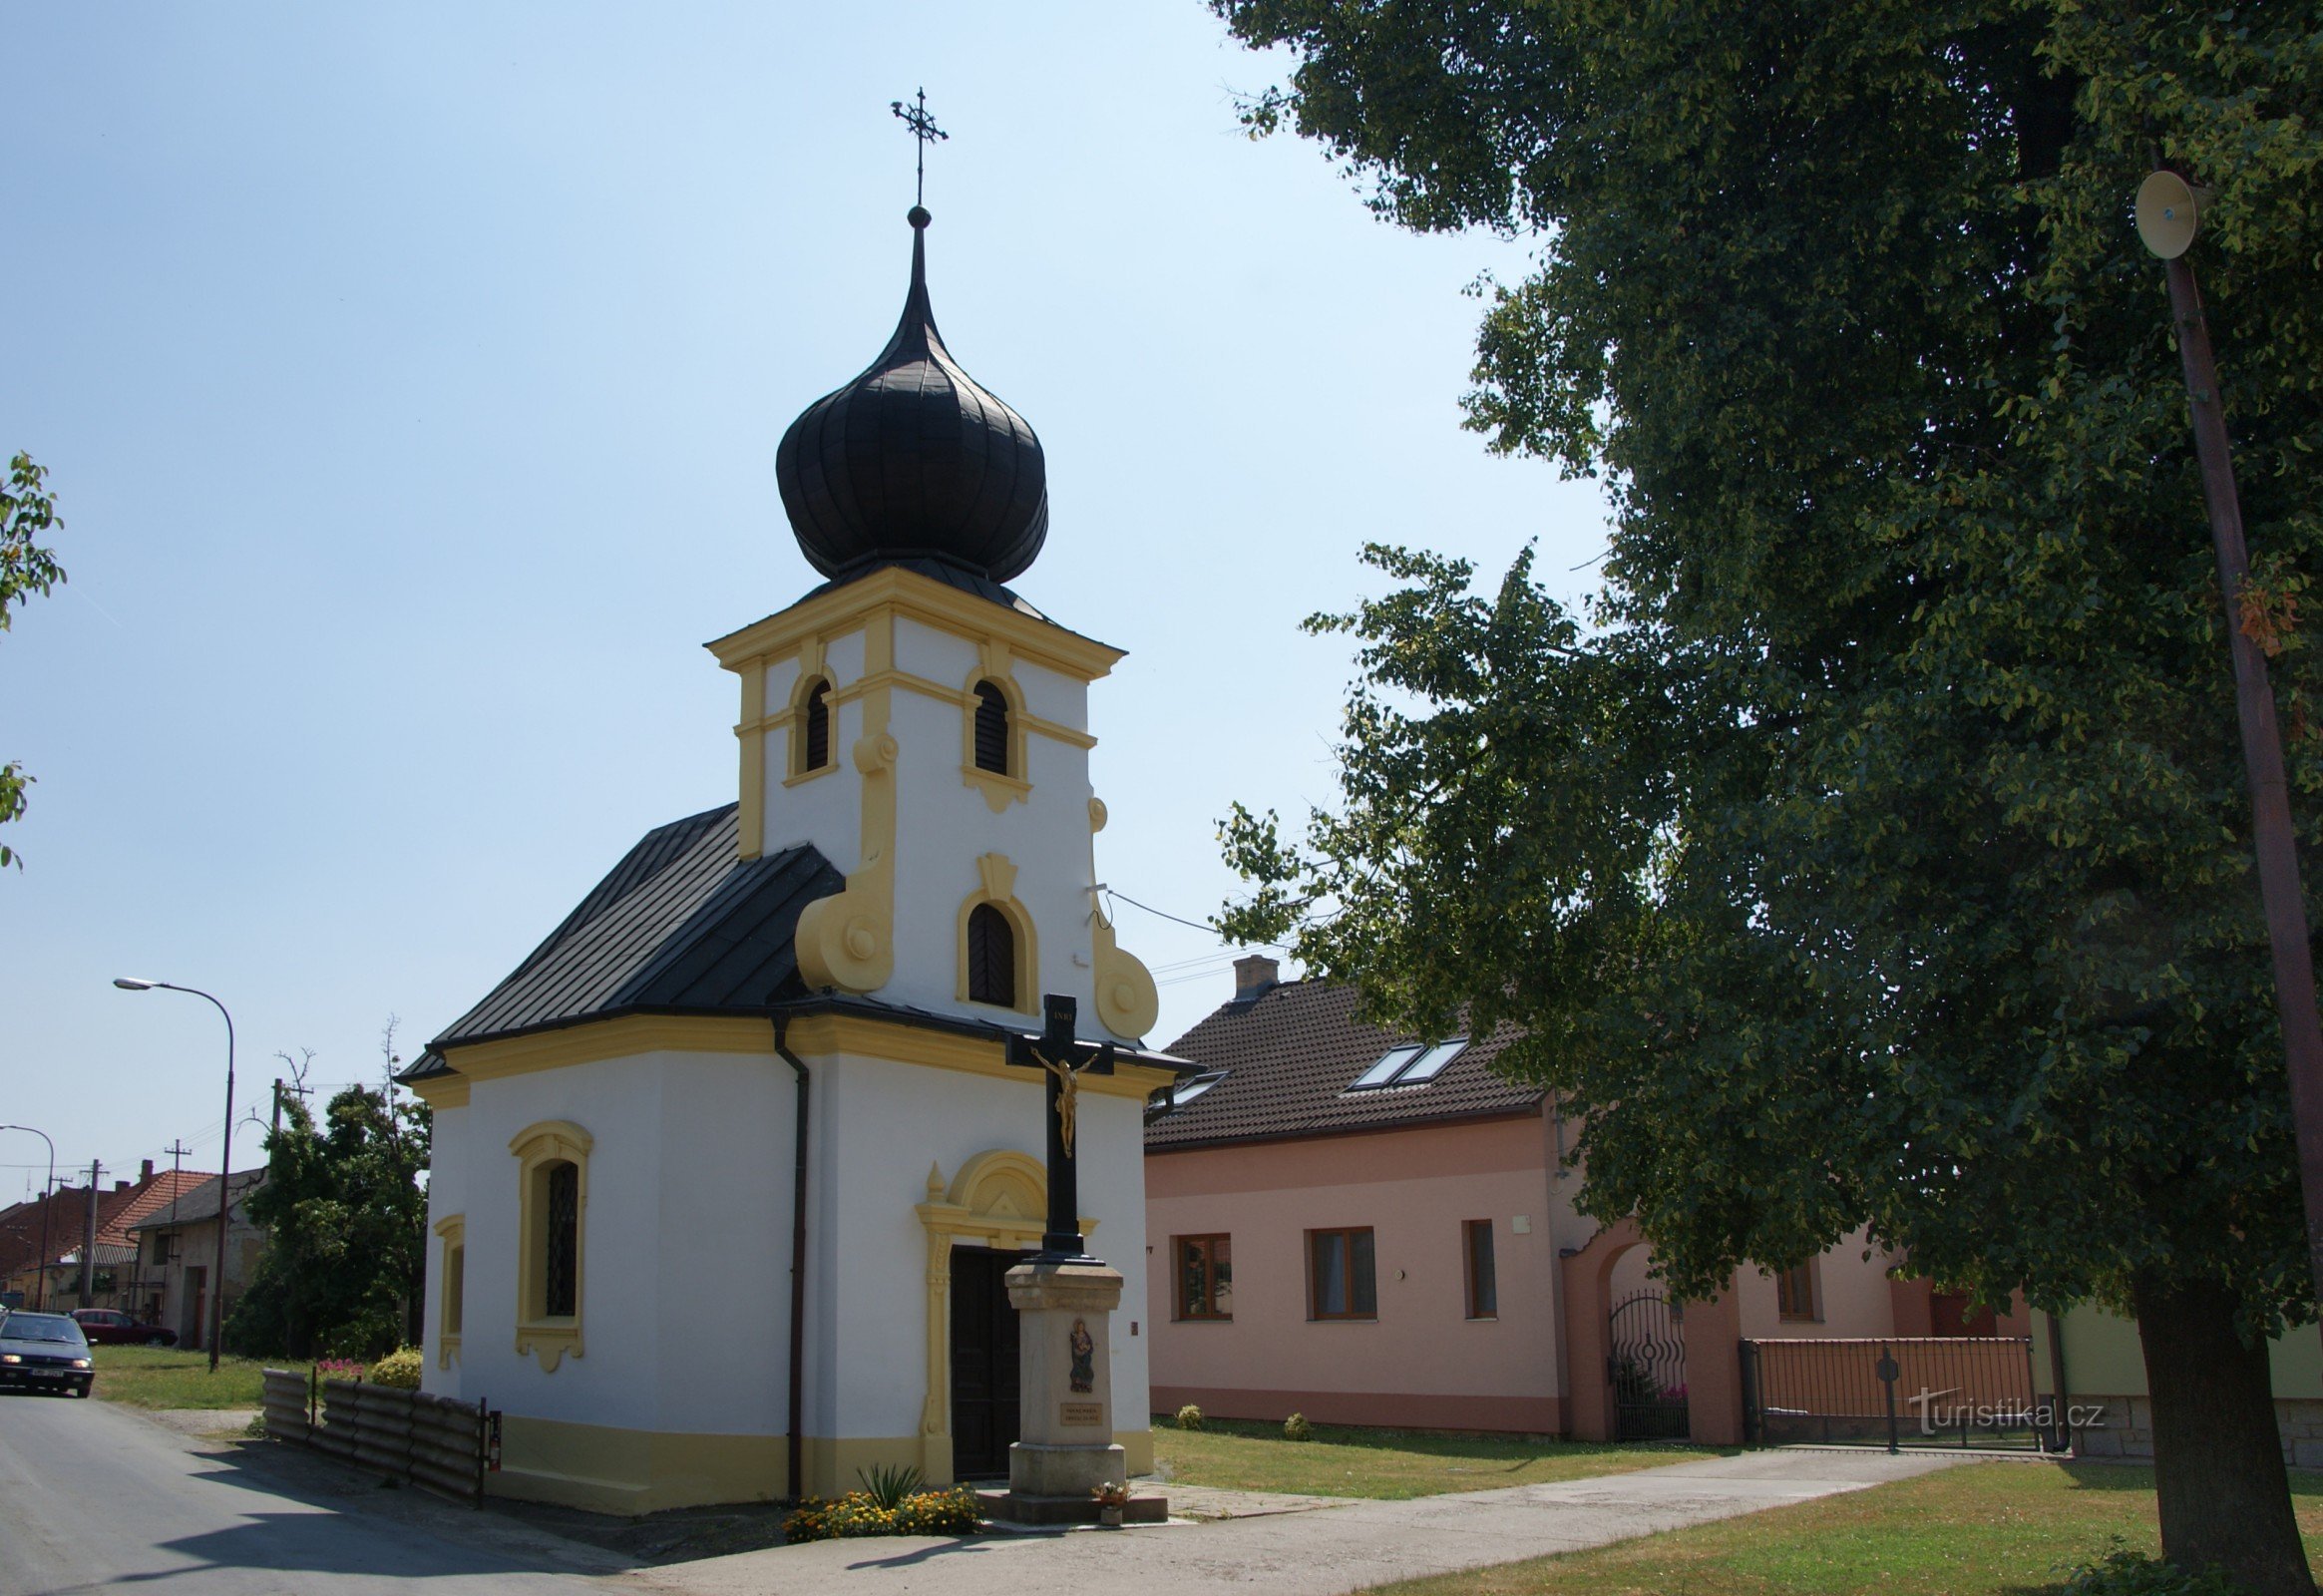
[96,1170,214,1249]
[1143,979,1542,1152]
[0,1178,196,1275]
[409,804,843,1064]
[125,1169,265,1232]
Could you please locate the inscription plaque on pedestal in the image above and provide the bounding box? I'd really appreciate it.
[1059,1401,1103,1427]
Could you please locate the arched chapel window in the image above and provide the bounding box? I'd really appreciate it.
[543,1160,580,1318]
[972,680,1010,775]
[801,679,832,772]
[967,902,1016,1006]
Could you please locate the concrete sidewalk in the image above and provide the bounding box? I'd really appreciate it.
[620,1449,1981,1596]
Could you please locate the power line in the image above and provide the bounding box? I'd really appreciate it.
[1104,889,1290,952]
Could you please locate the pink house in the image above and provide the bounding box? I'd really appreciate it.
[1145,958,2028,1445]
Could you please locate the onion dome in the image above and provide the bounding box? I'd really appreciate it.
[777,207,1048,583]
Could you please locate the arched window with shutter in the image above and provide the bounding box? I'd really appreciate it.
[800,678,832,772]
[966,902,1016,1006]
[972,680,1010,774]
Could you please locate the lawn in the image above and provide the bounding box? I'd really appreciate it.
[89,1344,269,1409]
[1371,1459,2323,1596]
[1151,1415,1722,1499]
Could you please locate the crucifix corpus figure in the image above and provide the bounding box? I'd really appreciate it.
[1007,994,1115,1260]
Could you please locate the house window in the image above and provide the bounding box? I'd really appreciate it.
[509,1119,592,1372]
[149,1232,171,1266]
[1175,1235,1232,1321]
[1308,1227,1377,1320]
[972,680,1010,774]
[446,1245,465,1335]
[966,902,1016,1006]
[1776,1261,1820,1323]
[1464,1220,1497,1320]
[800,678,832,772]
[1347,1037,1468,1091]
[434,1214,466,1369]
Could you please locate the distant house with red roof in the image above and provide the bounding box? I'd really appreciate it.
[0,1162,214,1317]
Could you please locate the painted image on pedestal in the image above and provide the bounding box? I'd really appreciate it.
[1069,1317,1094,1394]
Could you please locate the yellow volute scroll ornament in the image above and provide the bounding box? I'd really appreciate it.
[795,621,899,994]
[1086,796,1159,1038]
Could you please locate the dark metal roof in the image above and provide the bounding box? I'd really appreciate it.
[777,208,1047,585]
[415,805,843,1058]
[1144,980,1542,1153]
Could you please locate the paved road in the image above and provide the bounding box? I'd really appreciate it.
[0,1393,611,1595]
[630,1449,1983,1596]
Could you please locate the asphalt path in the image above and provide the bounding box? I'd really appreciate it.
[0,1392,611,1595]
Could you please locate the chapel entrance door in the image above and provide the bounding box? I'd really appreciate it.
[950,1246,1024,1479]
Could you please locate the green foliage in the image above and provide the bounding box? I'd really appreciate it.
[1176,1402,1206,1430]
[854,1462,924,1510]
[2062,1547,2247,1596]
[1284,1410,1313,1441]
[0,452,66,870]
[783,1485,981,1542]
[364,1347,422,1390]
[226,1078,431,1361]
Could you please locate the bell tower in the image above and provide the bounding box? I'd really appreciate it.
[706,207,1159,1042]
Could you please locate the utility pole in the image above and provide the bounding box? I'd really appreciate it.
[270,1079,283,1140]
[79,1160,101,1308]
[162,1140,191,1329]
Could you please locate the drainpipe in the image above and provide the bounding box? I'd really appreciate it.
[2044,1309,2072,1454]
[1541,1093,1571,1434]
[773,1018,811,1502]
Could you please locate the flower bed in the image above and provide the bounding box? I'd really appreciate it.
[783,1485,983,1542]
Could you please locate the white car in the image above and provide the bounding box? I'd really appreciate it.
[0,1311,96,1396]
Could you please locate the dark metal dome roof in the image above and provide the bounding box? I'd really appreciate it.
[776,208,1048,584]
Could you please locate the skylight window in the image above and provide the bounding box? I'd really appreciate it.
[1347,1037,1469,1091]
[1172,1070,1229,1108]
[1349,1045,1423,1090]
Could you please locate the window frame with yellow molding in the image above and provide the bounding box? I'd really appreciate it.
[510,1120,593,1373]
[433,1213,466,1370]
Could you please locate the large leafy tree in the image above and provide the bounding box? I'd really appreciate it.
[229,1077,431,1361]
[1,452,66,869]
[1211,3,2323,1589]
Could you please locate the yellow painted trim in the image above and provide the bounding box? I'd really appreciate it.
[955,853,1040,1015]
[1084,795,1159,1039]
[406,1074,471,1109]
[735,656,768,861]
[510,1121,592,1374]
[433,1214,466,1371]
[914,1152,1098,1485]
[436,1010,1175,1097]
[490,1413,790,1514]
[707,565,1123,684]
[959,639,1033,811]
[785,648,837,782]
[794,612,897,994]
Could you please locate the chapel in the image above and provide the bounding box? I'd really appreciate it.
[402,202,1177,1513]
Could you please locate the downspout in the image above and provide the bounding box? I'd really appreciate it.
[2044,1309,2072,1454]
[774,1018,811,1502]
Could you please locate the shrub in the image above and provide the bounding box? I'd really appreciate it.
[784,1485,982,1543]
[365,1348,423,1390]
[856,1462,924,1510]
[2059,1548,2243,1596]
[1283,1411,1312,1441]
[1175,1403,1205,1430]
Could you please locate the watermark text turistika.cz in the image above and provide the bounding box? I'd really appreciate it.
[1906,1388,2107,1433]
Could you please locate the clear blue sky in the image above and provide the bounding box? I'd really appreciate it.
[0,3,1609,1192]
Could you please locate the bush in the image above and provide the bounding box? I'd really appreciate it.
[784,1485,982,1543]
[856,1462,924,1509]
[365,1348,423,1390]
[1283,1411,1312,1441]
[1176,1403,1205,1430]
[2059,1548,2243,1596]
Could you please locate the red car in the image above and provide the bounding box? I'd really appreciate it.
[68,1309,177,1348]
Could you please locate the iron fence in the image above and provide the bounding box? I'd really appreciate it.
[1740,1337,2046,1451]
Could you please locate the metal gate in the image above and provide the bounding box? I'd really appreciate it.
[1608,1289,1690,1440]
[1739,1337,2045,1451]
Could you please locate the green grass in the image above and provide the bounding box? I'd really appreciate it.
[1151,1415,1722,1499]
[1371,1460,2323,1596]
[89,1344,269,1409]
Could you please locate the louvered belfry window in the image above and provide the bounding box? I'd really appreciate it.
[544,1161,580,1318]
[972,680,1009,774]
[802,679,831,771]
[967,902,1016,1006]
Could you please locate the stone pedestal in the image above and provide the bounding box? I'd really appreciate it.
[985,1256,1165,1525]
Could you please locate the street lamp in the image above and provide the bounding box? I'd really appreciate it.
[0,1125,55,1310]
[2136,170,2323,1312]
[114,978,235,1373]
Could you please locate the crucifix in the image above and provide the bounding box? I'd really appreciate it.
[1007,994,1115,1260]
[890,87,948,211]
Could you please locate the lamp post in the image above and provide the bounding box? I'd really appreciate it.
[114,978,234,1373]
[2135,171,2323,1310]
[0,1125,55,1310]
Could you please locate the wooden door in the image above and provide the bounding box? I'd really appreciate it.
[950,1247,1023,1479]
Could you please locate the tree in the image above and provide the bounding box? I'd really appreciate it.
[1210,4,2323,1589]
[228,1032,430,1361]
[1,452,66,869]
